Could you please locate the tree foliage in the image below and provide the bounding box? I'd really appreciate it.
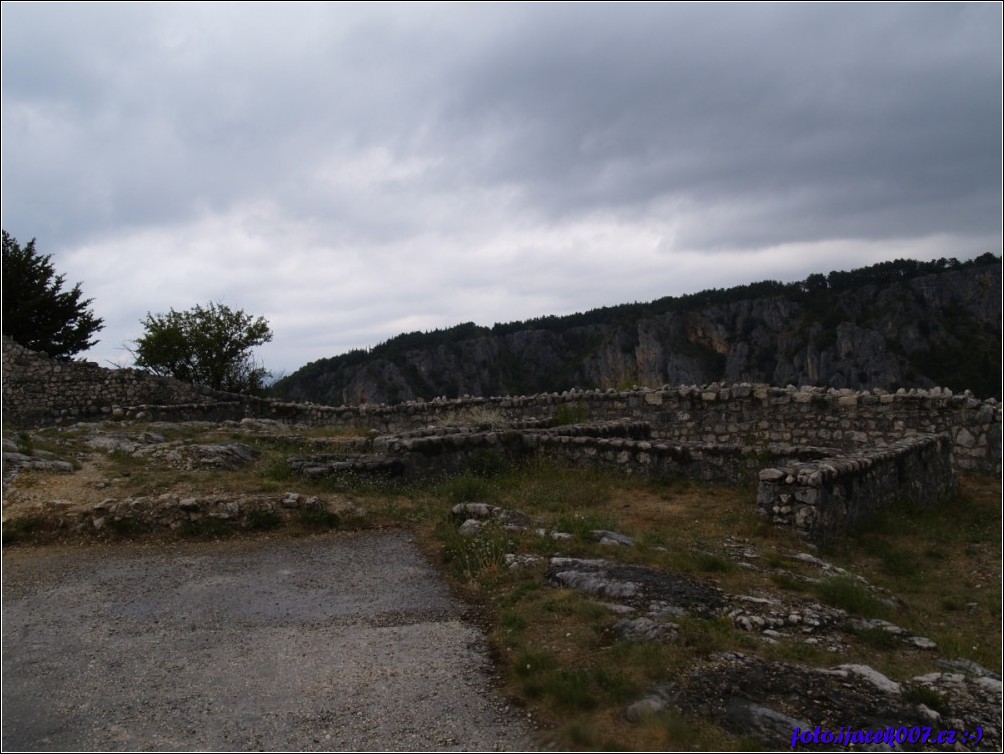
[132,302,273,395]
[273,253,1002,403]
[2,229,105,359]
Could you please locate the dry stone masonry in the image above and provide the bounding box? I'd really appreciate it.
[4,335,1000,541]
[2,336,236,425]
[755,434,957,542]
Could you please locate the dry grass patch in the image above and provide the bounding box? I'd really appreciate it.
[420,464,1000,750]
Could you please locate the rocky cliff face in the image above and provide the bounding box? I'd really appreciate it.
[273,259,1002,405]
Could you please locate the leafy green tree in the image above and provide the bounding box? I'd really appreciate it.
[2,230,105,359]
[132,302,273,395]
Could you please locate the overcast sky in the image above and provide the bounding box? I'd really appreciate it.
[2,2,1001,376]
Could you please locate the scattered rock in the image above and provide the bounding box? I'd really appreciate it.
[624,695,668,722]
[84,431,166,453]
[592,529,635,546]
[727,593,846,639]
[671,652,1002,750]
[724,697,810,744]
[624,684,679,723]
[135,442,259,470]
[612,617,679,643]
[546,557,725,617]
[936,659,1002,680]
[534,528,573,540]
[450,503,531,529]
[834,664,902,694]
[458,519,484,537]
[503,554,541,569]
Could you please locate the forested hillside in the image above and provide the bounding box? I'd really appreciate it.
[272,255,1002,405]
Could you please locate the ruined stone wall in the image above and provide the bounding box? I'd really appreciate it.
[2,336,234,426]
[755,434,957,543]
[4,335,1000,476]
[4,337,992,539]
[106,386,1000,475]
[288,420,839,486]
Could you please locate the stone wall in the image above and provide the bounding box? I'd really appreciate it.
[2,336,234,426]
[4,335,1001,476]
[755,434,957,543]
[82,385,1001,476]
[25,491,334,537]
[4,335,992,540]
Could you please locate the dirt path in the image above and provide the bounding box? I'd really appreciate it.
[2,531,540,752]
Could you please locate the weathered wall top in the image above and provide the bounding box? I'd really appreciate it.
[3,335,1000,475]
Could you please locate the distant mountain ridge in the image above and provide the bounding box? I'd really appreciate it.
[271,254,1002,405]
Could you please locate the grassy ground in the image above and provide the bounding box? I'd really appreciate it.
[403,462,1001,750]
[3,423,1001,750]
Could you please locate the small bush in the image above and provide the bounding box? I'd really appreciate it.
[850,625,901,650]
[880,548,922,579]
[441,472,497,504]
[297,509,340,530]
[108,517,142,538]
[440,524,511,579]
[180,517,232,538]
[246,510,282,531]
[2,516,48,545]
[16,431,34,456]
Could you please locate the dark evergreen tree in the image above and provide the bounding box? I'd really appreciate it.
[2,230,104,359]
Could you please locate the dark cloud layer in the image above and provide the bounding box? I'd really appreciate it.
[440,4,1001,243]
[1,3,1000,372]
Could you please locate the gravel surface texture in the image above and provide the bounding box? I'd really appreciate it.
[2,530,540,751]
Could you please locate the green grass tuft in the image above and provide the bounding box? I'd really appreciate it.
[440,522,512,580]
[812,576,886,618]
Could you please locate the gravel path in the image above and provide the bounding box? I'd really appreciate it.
[2,531,540,751]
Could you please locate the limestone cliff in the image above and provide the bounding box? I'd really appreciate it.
[272,256,1002,405]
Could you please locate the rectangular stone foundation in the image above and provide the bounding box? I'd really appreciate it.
[755,434,957,543]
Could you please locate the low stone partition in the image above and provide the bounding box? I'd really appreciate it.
[101,386,999,476]
[755,434,956,543]
[5,335,1000,476]
[284,421,959,542]
[288,419,839,488]
[533,436,836,485]
[20,491,337,537]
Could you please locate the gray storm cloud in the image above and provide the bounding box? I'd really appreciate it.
[2,2,999,373]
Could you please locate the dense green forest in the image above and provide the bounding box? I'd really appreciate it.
[272,254,1002,404]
